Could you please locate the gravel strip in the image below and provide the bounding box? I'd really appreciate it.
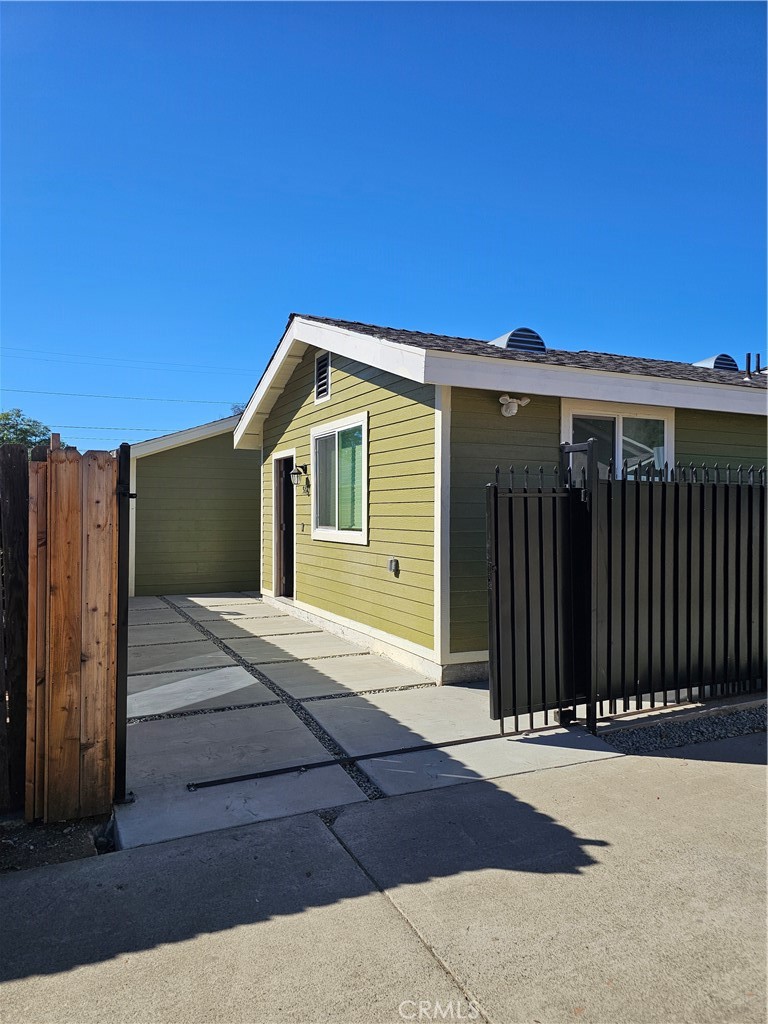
[300,681,437,702]
[127,698,283,725]
[127,663,234,677]
[601,703,766,755]
[160,596,386,799]
[128,639,209,648]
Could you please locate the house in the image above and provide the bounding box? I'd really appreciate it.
[129,416,260,596]
[234,315,767,682]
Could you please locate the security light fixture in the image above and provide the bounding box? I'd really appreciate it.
[499,395,531,417]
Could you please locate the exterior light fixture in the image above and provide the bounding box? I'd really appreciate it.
[499,395,531,418]
[290,464,310,494]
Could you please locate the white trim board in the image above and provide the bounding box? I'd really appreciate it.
[271,448,297,599]
[128,457,137,597]
[234,317,766,448]
[131,415,240,460]
[434,385,451,662]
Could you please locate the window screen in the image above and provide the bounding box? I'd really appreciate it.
[315,433,336,527]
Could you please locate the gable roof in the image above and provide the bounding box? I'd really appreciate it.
[131,415,239,460]
[234,314,767,449]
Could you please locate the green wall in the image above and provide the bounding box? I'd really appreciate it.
[449,388,561,654]
[134,431,261,595]
[675,410,767,469]
[448,399,767,657]
[263,348,436,650]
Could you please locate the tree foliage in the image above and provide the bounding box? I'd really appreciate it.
[0,408,55,450]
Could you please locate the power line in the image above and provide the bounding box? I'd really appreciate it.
[49,425,174,431]
[2,353,254,377]
[4,344,254,371]
[2,388,235,404]
[4,346,256,374]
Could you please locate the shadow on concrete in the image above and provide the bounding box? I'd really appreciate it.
[0,595,616,983]
[0,776,609,983]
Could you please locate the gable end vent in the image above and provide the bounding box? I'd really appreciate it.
[693,353,739,372]
[315,351,331,401]
[489,327,546,353]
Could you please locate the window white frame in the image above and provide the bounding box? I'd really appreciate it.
[310,412,368,545]
[561,399,675,469]
[314,350,331,405]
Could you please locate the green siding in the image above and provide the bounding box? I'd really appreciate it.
[449,389,561,654]
[134,432,260,596]
[448,398,767,656]
[675,410,767,469]
[263,349,435,650]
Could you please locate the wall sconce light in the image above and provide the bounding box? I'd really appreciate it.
[289,464,310,494]
[498,395,531,418]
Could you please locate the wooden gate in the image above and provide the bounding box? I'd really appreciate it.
[0,439,129,821]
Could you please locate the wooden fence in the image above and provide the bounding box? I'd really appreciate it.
[0,440,127,821]
[0,446,29,812]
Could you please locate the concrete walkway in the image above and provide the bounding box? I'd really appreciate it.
[3,733,765,1024]
[117,594,619,848]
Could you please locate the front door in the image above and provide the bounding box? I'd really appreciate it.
[274,457,295,598]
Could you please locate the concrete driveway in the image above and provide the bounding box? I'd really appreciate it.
[3,732,765,1024]
[117,594,619,848]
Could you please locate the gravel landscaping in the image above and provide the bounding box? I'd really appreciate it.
[602,702,766,755]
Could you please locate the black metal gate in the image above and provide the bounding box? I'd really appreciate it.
[487,441,766,733]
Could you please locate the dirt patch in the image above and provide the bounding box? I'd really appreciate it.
[0,814,111,873]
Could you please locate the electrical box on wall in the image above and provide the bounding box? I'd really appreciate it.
[387,557,399,575]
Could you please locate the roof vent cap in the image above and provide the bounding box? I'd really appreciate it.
[693,353,739,372]
[489,327,546,353]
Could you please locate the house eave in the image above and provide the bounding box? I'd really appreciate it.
[421,349,768,416]
[233,316,427,448]
[233,318,766,449]
[131,415,241,460]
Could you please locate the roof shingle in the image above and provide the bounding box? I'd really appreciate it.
[293,314,767,390]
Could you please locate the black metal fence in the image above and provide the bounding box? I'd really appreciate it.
[486,441,767,733]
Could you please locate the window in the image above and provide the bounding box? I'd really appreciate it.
[562,401,673,479]
[315,352,331,403]
[311,414,368,543]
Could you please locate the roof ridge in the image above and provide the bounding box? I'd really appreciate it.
[291,312,486,347]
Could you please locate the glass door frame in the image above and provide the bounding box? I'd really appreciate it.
[560,399,675,471]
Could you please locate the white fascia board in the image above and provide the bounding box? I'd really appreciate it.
[233,318,427,449]
[421,350,768,416]
[131,415,240,459]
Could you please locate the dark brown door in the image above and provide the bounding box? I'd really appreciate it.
[274,457,294,598]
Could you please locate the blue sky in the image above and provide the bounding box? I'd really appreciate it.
[2,2,765,448]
